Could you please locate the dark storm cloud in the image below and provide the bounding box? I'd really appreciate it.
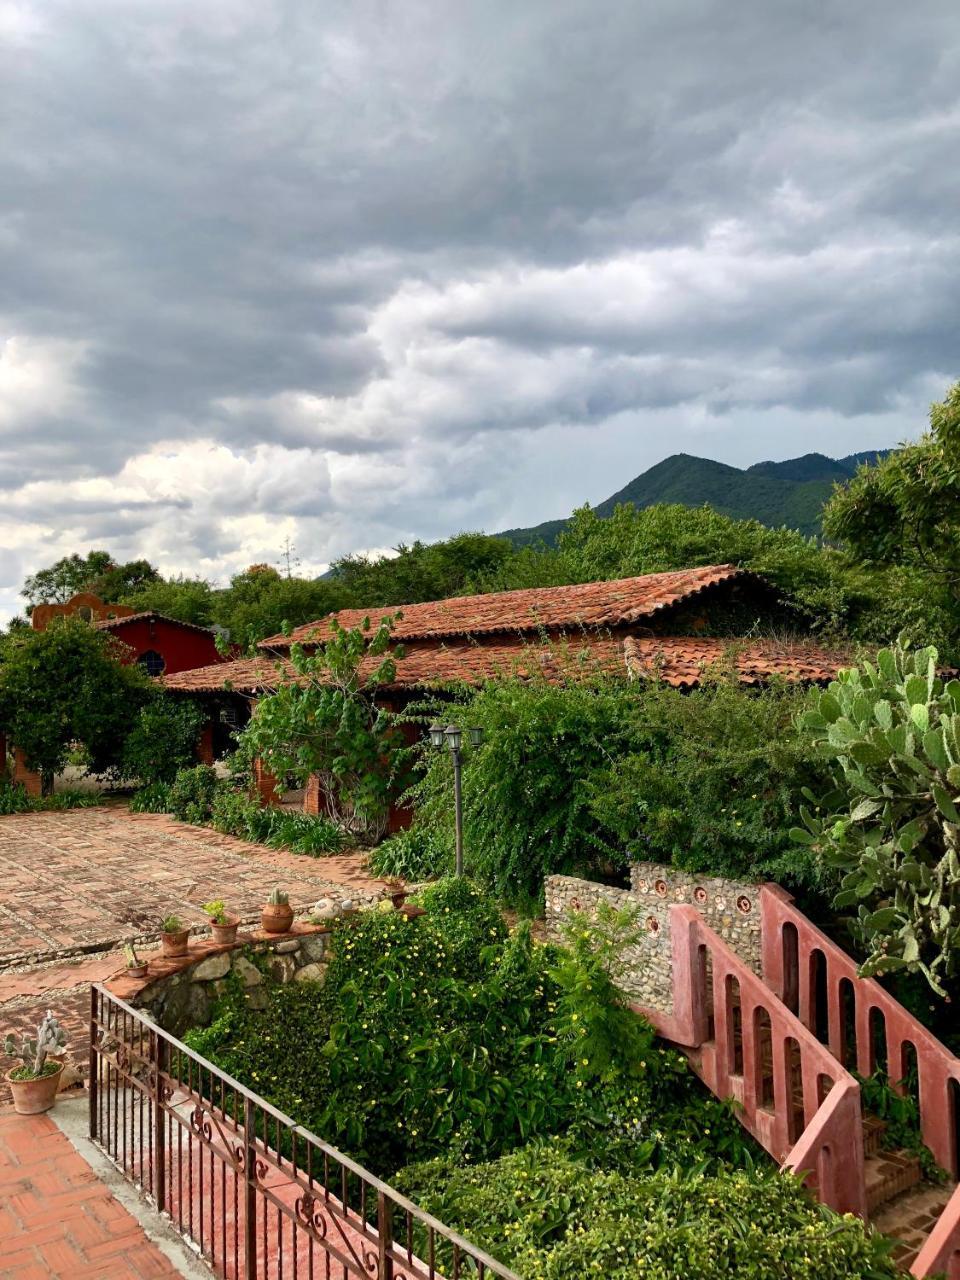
[0,0,958,617]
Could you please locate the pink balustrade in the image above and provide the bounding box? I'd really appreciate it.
[760,884,960,1277]
[639,904,867,1216]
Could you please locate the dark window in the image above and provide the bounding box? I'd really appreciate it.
[138,649,166,677]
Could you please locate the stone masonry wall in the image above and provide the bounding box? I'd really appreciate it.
[122,926,333,1037]
[545,861,762,1014]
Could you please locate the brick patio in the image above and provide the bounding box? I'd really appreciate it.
[0,806,387,967]
[0,1108,185,1278]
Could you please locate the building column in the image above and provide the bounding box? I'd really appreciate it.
[196,722,215,767]
[12,747,43,798]
[303,774,322,816]
[253,756,280,806]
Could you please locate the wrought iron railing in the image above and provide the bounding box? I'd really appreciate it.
[89,983,520,1280]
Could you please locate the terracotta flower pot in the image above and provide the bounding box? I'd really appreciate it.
[261,903,294,934]
[211,917,239,945]
[126,963,149,979]
[6,1062,64,1115]
[161,929,189,958]
[390,890,408,910]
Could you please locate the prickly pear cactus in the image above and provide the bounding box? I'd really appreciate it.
[3,1009,68,1076]
[793,639,960,996]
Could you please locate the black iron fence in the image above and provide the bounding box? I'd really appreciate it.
[89,983,519,1280]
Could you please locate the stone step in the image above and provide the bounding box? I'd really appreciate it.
[869,1180,957,1273]
[865,1148,923,1215]
[863,1112,886,1158]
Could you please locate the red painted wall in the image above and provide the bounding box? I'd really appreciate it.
[109,618,224,676]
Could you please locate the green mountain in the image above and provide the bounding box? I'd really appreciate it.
[497,450,888,547]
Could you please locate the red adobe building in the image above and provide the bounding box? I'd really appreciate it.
[2,594,229,794]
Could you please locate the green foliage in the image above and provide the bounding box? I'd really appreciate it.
[395,1142,900,1280]
[0,778,99,814]
[160,914,183,933]
[588,674,835,895]
[855,1068,945,1183]
[400,678,632,900]
[129,781,173,813]
[190,885,749,1179]
[328,533,515,606]
[20,550,160,607]
[369,825,452,880]
[0,619,150,788]
[263,810,345,856]
[241,617,407,841]
[202,900,229,924]
[120,695,205,785]
[794,639,960,995]
[397,673,831,903]
[167,765,219,824]
[120,575,216,626]
[212,565,352,649]
[824,382,960,590]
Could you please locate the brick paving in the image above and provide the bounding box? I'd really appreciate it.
[0,806,387,966]
[0,1109,184,1278]
[871,1180,957,1271]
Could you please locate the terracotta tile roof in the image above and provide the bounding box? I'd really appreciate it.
[258,565,757,648]
[165,634,846,695]
[94,611,219,637]
[622,635,848,687]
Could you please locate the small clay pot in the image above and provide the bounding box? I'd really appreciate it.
[6,1062,64,1115]
[126,963,149,979]
[161,928,190,958]
[210,917,240,945]
[390,890,408,910]
[261,902,294,934]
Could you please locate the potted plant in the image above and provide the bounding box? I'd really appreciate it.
[261,886,293,934]
[4,1011,68,1115]
[202,899,240,945]
[160,914,190,958]
[124,943,148,979]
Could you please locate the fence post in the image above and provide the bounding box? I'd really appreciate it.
[378,1190,394,1280]
[244,1097,258,1279]
[88,985,99,1141]
[153,1033,167,1212]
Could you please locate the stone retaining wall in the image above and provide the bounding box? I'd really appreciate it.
[106,922,335,1037]
[545,862,762,1013]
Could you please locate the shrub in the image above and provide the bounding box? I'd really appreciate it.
[129,781,173,813]
[413,878,507,973]
[588,674,835,897]
[120,696,205,785]
[0,778,99,814]
[263,810,345,856]
[167,765,219,824]
[395,1141,900,1280]
[369,825,451,881]
[190,887,750,1178]
[400,678,634,900]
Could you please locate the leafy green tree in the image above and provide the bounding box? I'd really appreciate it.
[240,617,405,839]
[212,565,350,648]
[824,382,960,598]
[0,619,150,790]
[120,695,205,784]
[119,575,216,626]
[328,532,515,605]
[794,639,960,996]
[21,550,160,606]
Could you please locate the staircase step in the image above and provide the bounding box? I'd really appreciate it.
[863,1113,886,1158]
[869,1180,956,1273]
[865,1149,923,1214]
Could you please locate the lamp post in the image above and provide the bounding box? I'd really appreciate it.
[429,722,483,876]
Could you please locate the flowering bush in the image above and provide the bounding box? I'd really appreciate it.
[187,882,748,1177]
[396,1140,900,1280]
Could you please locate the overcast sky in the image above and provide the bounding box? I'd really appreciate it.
[1,1,957,621]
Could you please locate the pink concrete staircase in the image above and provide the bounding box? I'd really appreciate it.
[635,883,960,1278]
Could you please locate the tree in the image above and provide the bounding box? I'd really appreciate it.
[824,382,960,598]
[0,619,150,790]
[240,617,405,839]
[213,566,351,648]
[120,694,205,784]
[794,639,960,997]
[118,575,216,627]
[21,550,161,607]
[328,532,515,605]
